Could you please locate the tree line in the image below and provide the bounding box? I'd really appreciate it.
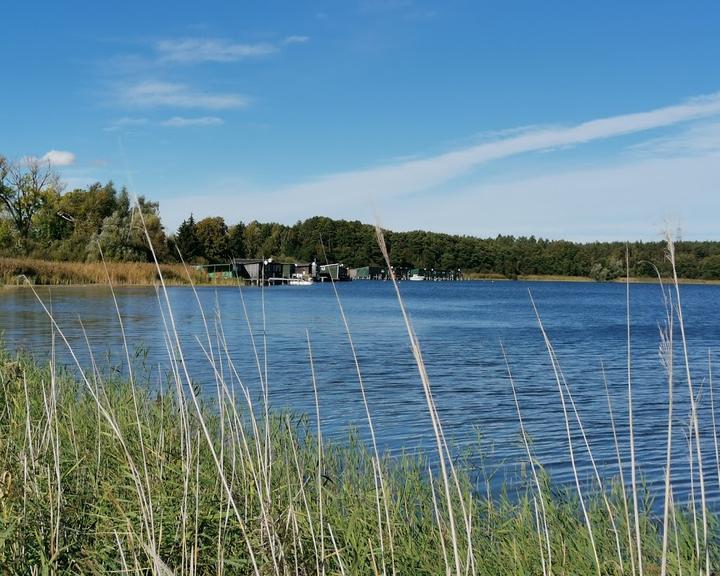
[2,155,719,280]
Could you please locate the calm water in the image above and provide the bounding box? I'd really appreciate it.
[2,280,719,506]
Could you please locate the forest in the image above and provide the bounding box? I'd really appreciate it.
[2,155,719,281]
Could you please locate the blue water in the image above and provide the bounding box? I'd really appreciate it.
[2,280,719,506]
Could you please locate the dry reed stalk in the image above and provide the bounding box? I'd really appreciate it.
[100,245,158,553]
[667,234,710,576]
[501,345,552,571]
[670,487,683,576]
[558,368,624,571]
[328,523,348,576]
[602,363,637,576]
[529,293,601,576]
[319,238,396,576]
[625,250,644,576]
[532,497,548,576]
[307,330,326,576]
[687,426,700,566]
[709,353,720,494]
[136,204,264,575]
[429,469,451,576]
[654,264,674,576]
[26,282,163,570]
[375,224,466,576]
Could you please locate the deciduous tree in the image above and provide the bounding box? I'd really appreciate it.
[0,155,61,238]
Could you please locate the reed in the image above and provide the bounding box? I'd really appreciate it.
[1,349,716,575]
[0,257,217,286]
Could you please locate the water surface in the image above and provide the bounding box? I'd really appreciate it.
[2,280,718,506]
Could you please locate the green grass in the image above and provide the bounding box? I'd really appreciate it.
[0,351,715,575]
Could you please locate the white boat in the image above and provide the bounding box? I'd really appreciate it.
[289,274,314,286]
[408,274,425,281]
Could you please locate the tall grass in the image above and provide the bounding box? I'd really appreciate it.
[0,225,718,574]
[1,349,715,575]
[0,257,215,286]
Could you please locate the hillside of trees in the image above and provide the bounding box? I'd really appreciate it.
[2,154,720,280]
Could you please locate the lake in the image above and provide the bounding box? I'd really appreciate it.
[2,279,719,507]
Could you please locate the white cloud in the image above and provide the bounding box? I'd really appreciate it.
[283,35,310,45]
[160,152,720,241]
[161,116,224,127]
[262,92,720,206]
[122,81,250,109]
[156,39,278,63]
[157,92,720,239]
[40,150,76,166]
[630,120,720,157]
[389,153,720,241]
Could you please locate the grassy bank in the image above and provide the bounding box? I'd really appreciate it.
[0,351,714,575]
[0,257,220,286]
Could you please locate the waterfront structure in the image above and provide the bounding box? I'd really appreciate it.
[318,263,350,281]
[350,266,387,280]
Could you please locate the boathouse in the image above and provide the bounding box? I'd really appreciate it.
[318,263,350,281]
[351,266,387,280]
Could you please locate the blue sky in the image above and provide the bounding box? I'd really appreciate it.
[2,0,719,240]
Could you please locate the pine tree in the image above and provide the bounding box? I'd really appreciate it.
[175,214,200,261]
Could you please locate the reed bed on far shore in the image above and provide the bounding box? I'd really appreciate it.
[0,257,215,286]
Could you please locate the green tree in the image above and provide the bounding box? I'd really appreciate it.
[87,190,169,262]
[243,221,262,258]
[195,216,229,262]
[0,155,62,239]
[174,215,201,261]
[31,181,120,260]
[228,222,246,257]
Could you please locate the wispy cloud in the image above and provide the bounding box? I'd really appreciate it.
[40,150,76,166]
[155,38,278,63]
[159,91,720,239]
[121,81,250,109]
[630,120,720,157]
[160,116,224,127]
[283,35,310,45]
[104,116,149,132]
[269,92,720,204]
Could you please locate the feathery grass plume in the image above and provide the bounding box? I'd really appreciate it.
[319,234,396,576]
[666,231,711,576]
[374,222,469,576]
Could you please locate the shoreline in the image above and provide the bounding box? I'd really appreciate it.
[3,274,720,288]
[3,257,719,288]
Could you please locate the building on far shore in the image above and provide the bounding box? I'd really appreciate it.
[231,258,288,285]
[194,258,462,284]
[349,266,387,280]
[318,263,350,282]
